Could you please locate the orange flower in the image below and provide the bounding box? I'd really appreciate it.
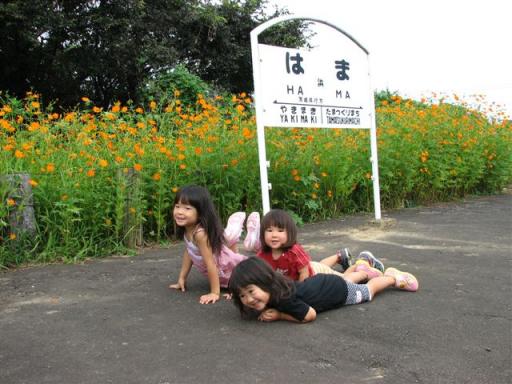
[133,163,143,172]
[98,159,108,168]
[179,164,186,169]
[9,233,17,240]
[291,169,299,176]
[294,175,301,182]
[87,169,96,177]
[29,179,38,187]
[81,97,90,102]
[7,198,16,207]
[242,127,253,139]
[28,122,40,131]
[46,163,55,173]
[14,150,25,158]
[149,101,157,111]
[194,147,202,155]
[152,172,161,181]
[92,106,102,113]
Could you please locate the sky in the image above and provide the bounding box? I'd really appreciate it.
[265,0,512,119]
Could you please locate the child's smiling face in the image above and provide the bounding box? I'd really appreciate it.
[173,200,198,228]
[238,284,270,311]
[263,225,288,250]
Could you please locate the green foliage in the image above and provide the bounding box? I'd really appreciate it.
[143,65,211,107]
[0,0,305,107]
[0,91,510,267]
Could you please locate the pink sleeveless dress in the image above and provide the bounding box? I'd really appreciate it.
[184,227,247,287]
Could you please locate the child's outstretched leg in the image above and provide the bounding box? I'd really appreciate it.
[383,268,419,291]
[343,259,383,283]
[366,267,418,299]
[356,250,385,272]
[224,212,246,252]
[243,211,261,252]
[320,248,353,271]
[344,268,418,306]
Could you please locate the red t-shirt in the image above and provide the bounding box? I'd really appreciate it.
[257,243,314,281]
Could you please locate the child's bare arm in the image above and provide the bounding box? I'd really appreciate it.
[258,307,317,323]
[169,250,193,291]
[195,231,221,304]
[297,265,311,282]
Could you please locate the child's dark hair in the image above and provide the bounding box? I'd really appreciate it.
[173,185,224,255]
[228,257,295,319]
[260,209,298,252]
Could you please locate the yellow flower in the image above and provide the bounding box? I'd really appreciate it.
[7,198,16,207]
[171,187,178,193]
[9,233,17,240]
[98,159,108,167]
[149,101,157,111]
[81,97,91,102]
[29,179,38,187]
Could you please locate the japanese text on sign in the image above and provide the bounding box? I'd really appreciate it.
[257,44,372,128]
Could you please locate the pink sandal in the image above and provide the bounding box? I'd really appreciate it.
[224,212,246,246]
[243,212,261,252]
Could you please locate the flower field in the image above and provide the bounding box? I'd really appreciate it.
[1,91,511,267]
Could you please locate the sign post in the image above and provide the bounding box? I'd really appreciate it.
[251,15,381,220]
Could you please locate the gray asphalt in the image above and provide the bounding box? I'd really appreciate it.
[1,192,511,384]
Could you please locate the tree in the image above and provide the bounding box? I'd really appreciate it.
[0,0,306,107]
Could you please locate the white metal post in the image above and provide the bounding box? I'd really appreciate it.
[250,30,271,214]
[367,55,382,220]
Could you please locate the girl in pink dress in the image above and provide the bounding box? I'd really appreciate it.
[169,185,247,304]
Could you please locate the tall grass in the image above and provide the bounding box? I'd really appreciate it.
[1,91,511,267]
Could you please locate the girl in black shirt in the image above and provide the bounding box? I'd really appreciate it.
[228,257,418,323]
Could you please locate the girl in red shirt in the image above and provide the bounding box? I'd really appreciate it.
[256,209,383,283]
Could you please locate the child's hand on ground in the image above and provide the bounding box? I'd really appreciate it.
[169,278,186,292]
[223,293,233,300]
[199,292,220,304]
[258,309,280,322]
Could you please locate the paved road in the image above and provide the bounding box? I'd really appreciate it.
[1,193,511,384]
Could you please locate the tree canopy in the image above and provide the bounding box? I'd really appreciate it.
[0,0,306,107]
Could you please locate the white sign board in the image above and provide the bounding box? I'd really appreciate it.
[257,43,372,128]
[251,16,381,220]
